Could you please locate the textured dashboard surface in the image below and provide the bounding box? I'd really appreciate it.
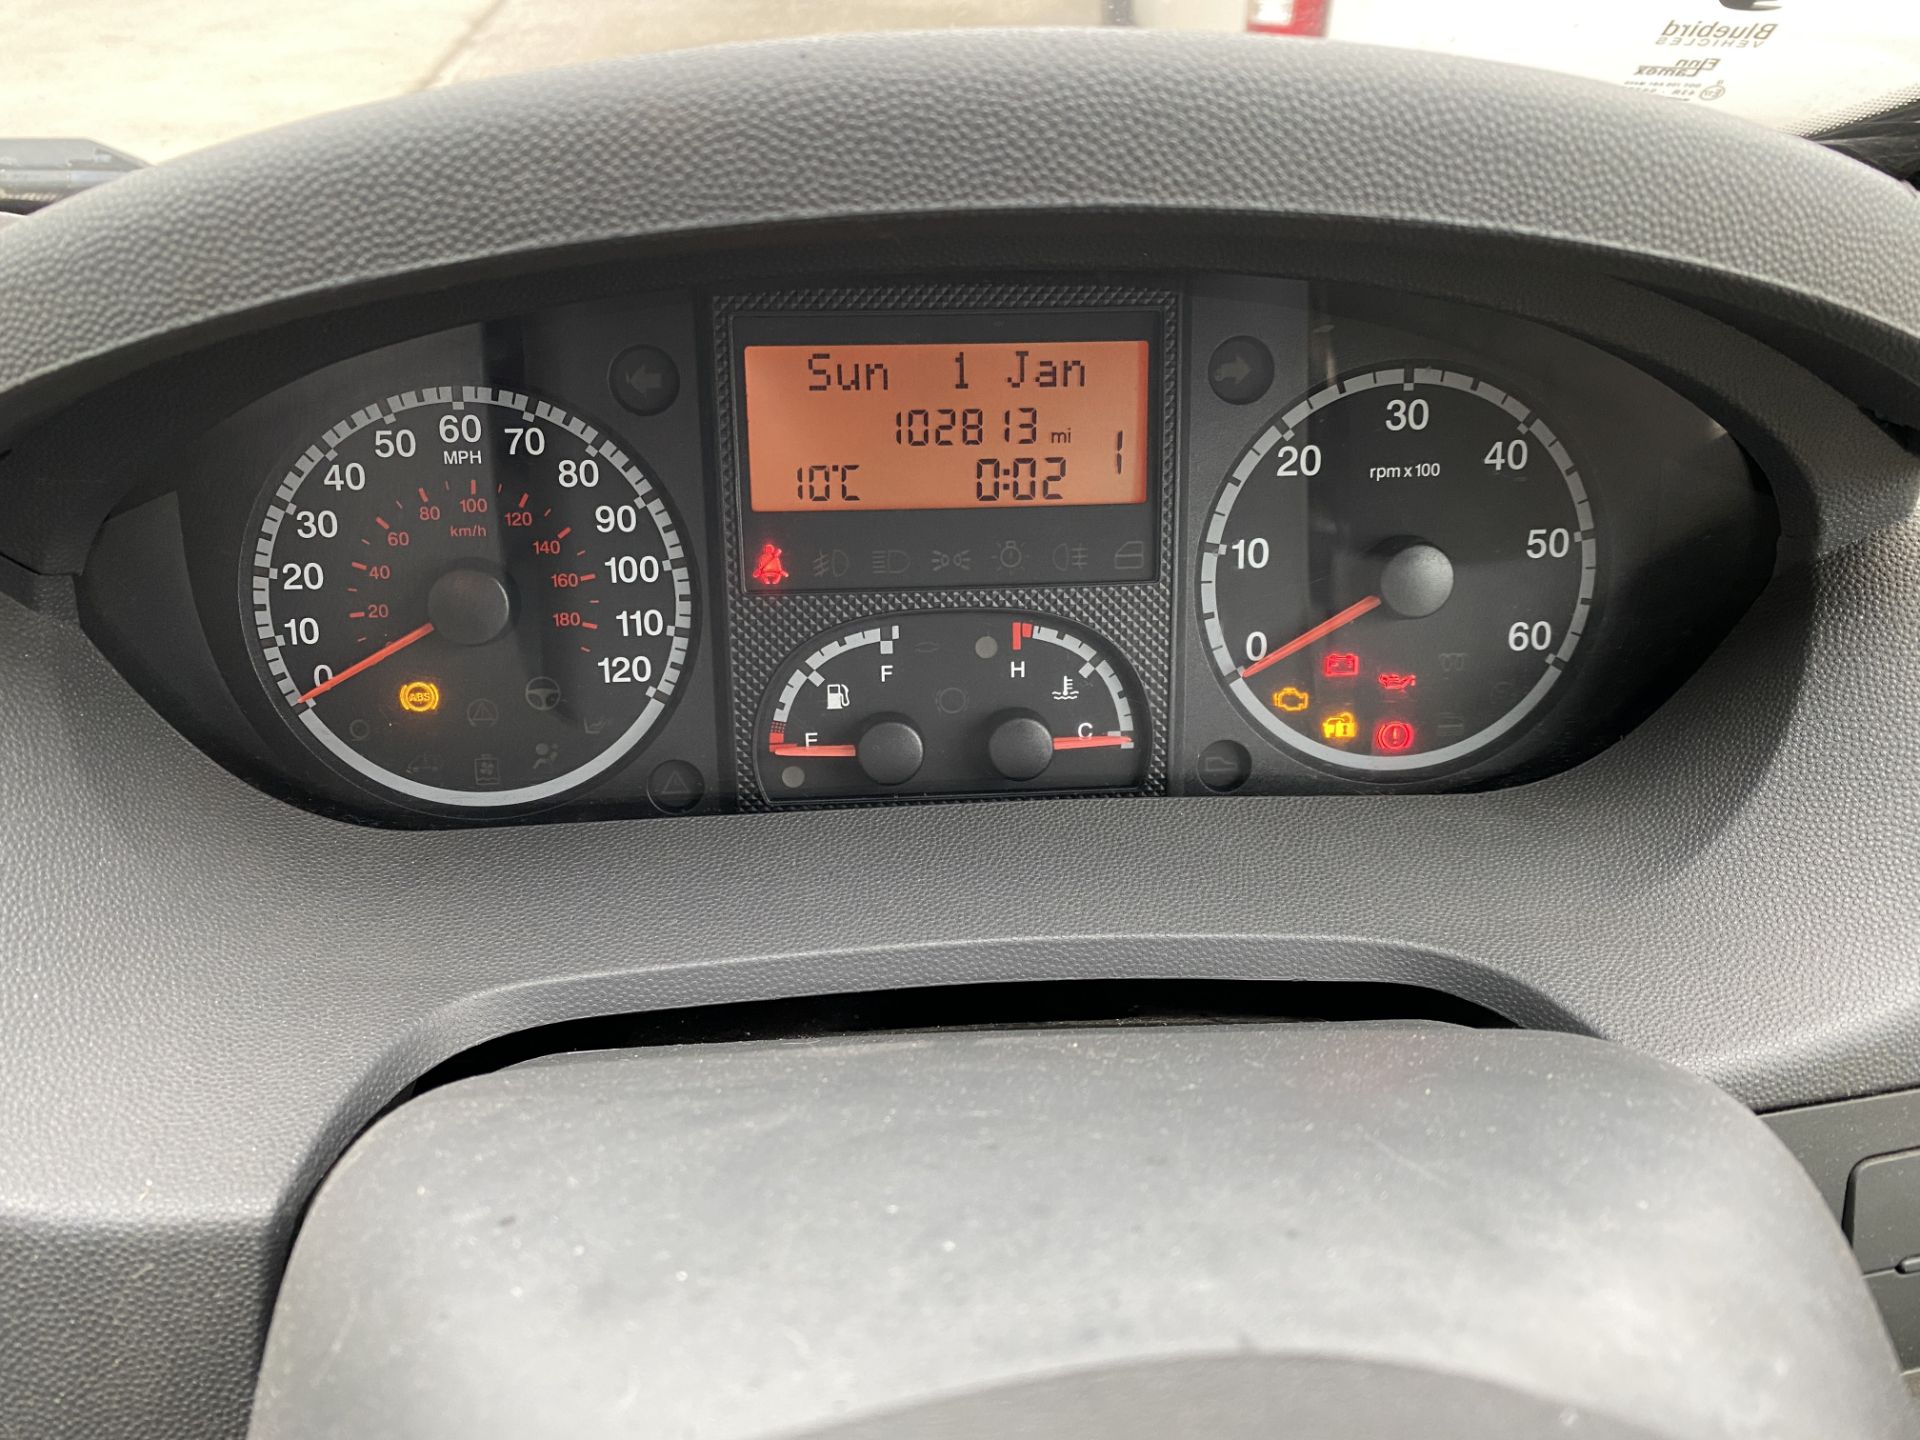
[2,30,1920,440]
[252,1027,1911,1440]
[3,27,1920,1440]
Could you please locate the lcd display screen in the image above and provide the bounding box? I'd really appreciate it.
[744,341,1151,513]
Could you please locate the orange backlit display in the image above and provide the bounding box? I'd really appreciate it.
[744,341,1151,512]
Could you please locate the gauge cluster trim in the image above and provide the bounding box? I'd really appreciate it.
[91,274,1772,817]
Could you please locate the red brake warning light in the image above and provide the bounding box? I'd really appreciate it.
[1374,719,1416,753]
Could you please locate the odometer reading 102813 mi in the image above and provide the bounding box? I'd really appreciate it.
[742,340,1151,511]
[246,386,694,808]
[1199,366,1597,773]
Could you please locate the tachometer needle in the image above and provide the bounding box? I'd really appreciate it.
[1052,734,1134,750]
[1239,594,1381,680]
[297,621,436,704]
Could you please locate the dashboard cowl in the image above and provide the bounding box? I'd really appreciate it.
[4,30,1920,448]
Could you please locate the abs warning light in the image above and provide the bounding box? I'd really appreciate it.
[398,680,441,714]
[751,541,790,586]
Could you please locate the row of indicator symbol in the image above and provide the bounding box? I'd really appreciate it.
[1314,711,1417,754]
[390,676,573,717]
[366,678,610,742]
[401,741,566,786]
[1320,651,1418,693]
[812,677,1099,713]
[748,538,1152,587]
[1270,673,1416,714]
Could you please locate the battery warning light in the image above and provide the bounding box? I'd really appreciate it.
[1321,710,1357,743]
[398,680,441,714]
[1375,719,1416,753]
[1322,652,1359,679]
[1271,686,1310,713]
[751,542,790,586]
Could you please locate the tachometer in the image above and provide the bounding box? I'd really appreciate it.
[245,385,694,807]
[1199,366,1596,772]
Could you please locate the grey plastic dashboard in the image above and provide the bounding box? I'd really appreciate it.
[6,27,1920,1440]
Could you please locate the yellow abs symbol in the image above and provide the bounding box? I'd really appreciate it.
[398,680,442,714]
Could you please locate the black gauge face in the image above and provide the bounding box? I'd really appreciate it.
[755,612,1145,802]
[245,386,695,808]
[1200,366,1596,773]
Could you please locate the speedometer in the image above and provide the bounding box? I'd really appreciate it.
[245,385,694,808]
[1199,366,1596,773]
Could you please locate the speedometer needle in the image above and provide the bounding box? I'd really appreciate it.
[297,621,436,704]
[1239,595,1381,680]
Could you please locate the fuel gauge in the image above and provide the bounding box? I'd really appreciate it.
[754,612,1145,803]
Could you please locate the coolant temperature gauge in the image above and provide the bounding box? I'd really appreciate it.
[754,611,1146,803]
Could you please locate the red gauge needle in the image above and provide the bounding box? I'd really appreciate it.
[1052,734,1134,750]
[769,742,859,757]
[1239,595,1381,680]
[297,621,436,704]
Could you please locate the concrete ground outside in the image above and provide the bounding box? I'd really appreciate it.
[0,0,1145,163]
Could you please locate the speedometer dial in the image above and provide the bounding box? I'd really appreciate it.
[1199,366,1596,773]
[246,385,694,808]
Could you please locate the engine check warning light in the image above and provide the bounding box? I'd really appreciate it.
[398,680,441,714]
[1271,686,1310,713]
[1374,719,1416,753]
[1321,710,1357,743]
[751,541,790,587]
[1322,651,1359,679]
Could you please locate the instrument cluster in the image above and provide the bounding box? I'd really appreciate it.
[91,274,1777,822]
